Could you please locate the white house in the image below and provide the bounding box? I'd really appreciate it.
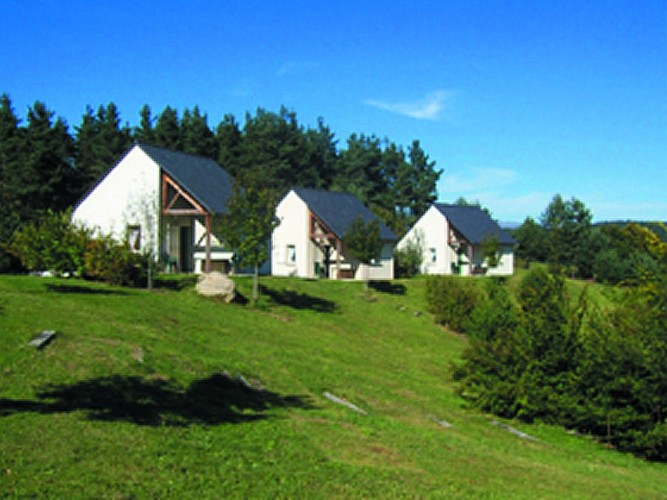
[272,188,397,280]
[398,204,515,276]
[72,143,235,274]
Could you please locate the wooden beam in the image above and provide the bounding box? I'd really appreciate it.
[161,172,207,215]
[309,211,346,279]
[336,238,342,280]
[205,213,212,273]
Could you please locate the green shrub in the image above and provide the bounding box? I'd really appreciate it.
[453,279,524,417]
[453,266,667,460]
[394,244,423,278]
[7,209,147,287]
[425,276,482,333]
[83,235,147,287]
[7,209,91,275]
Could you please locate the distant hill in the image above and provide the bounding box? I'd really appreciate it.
[499,221,522,230]
[595,220,667,242]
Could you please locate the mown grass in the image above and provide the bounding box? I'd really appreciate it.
[0,274,665,498]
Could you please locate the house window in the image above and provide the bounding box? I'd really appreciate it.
[127,225,141,252]
[429,247,437,263]
[286,244,296,264]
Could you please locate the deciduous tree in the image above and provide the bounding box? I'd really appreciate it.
[217,174,280,303]
[343,215,384,294]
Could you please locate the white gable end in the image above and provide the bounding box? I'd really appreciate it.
[272,190,312,277]
[72,145,160,255]
[398,205,453,275]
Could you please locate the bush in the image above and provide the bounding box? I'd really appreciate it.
[394,244,423,278]
[453,267,667,460]
[83,235,147,287]
[453,279,524,417]
[7,209,91,275]
[425,276,482,333]
[395,229,424,278]
[7,210,147,287]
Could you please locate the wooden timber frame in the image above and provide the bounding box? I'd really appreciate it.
[447,225,473,275]
[161,172,213,273]
[309,211,343,279]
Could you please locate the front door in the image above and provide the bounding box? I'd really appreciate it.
[179,224,193,272]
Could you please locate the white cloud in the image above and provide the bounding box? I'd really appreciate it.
[468,191,552,222]
[437,166,552,222]
[440,167,517,194]
[364,90,453,121]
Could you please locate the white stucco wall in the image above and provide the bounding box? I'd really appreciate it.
[272,190,312,278]
[398,206,454,275]
[353,242,395,280]
[485,246,514,276]
[398,205,514,276]
[272,190,395,280]
[72,145,160,256]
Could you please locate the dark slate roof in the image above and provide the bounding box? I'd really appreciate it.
[434,204,515,246]
[293,187,398,241]
[138,143,233,214]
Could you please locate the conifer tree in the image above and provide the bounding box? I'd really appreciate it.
[134,104,155,144]
[22,102,77,216]
[181,106,216,158]
[154,106,181,150]
[0,94,24,270]
[75,103,131,191]
[215,114,243,177]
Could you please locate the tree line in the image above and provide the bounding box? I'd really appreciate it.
[440,265,667,461]
[0,94,442,271]
[513,195,667,285]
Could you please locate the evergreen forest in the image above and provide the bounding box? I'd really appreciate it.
[0,94,441,271]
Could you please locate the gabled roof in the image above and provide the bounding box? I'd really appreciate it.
[293,187,397,241]
[434,204,515,245]
[138,143,233,214]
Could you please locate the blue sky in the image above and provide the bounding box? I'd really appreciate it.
[2,1,665,223]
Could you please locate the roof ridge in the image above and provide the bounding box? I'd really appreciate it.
[135,141,220,163]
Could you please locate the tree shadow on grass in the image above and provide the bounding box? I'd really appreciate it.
[259,285,338,313]
[369,281,406,295]
[45,283,129,295]
[0,373,313,426]
[153,275,198,291]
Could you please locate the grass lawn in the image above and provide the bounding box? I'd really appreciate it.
[0,274,665,498]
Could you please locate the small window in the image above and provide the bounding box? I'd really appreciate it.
[127,225,141,251]
[429,247,437,263]
[287,244,296,264]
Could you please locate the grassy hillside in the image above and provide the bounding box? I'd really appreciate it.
[1,275,665,498]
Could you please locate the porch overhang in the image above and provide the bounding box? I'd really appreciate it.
[161,171,214,273]
[309,211,344,279]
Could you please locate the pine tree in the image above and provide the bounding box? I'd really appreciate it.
[181,106,216,158]
[134,104,155,144]
[303,117,338,190]
[216,114,243,177]
[407,140,440,218]
[333,133,384,206]
[0,94,24,270]
[154,106,181,150]
[75,103,131,191]
[239,107,313,192]
[22,101,77,216]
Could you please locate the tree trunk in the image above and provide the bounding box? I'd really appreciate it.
[252,263,259,303]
